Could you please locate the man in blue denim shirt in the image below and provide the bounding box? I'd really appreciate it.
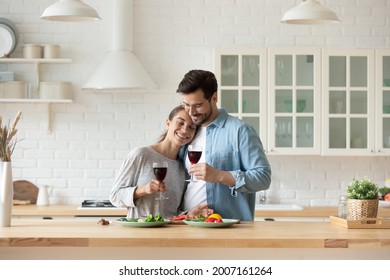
[177,69,271,221]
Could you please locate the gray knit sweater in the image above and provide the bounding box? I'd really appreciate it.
[109,146,186,219]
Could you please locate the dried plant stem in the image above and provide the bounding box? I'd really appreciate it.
[0,111,22,162]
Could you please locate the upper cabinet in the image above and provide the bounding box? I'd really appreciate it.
[375,49,390,155]
[322,49,375,155]
[268,48,321,155]
[215,48,389,156]
[215,48,268,148]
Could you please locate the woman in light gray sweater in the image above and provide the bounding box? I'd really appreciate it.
[110,106,204,219]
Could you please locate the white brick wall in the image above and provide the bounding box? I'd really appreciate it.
[1,0,389,206]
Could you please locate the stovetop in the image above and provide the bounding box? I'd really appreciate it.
[81,200,116,208]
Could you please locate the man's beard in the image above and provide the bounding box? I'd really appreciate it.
[192,106,213,126]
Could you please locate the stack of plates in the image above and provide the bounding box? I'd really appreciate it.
[0,18,19,58]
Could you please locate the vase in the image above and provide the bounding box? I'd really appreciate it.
[347,199,379,223]
[0,161,14,227]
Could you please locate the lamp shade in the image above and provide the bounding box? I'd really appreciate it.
[41,0,101,22]
[281,0,340,25]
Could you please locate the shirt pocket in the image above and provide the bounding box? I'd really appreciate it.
[211,151,240,170]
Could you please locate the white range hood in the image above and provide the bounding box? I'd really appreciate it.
[83,0,156,90]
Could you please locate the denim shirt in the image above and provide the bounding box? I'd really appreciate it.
[180,109,271,221]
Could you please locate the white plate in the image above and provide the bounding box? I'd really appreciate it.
[379,200,390,208]
[115,219,170,228]
[183,219,240,228]
[0,18,19,57]
[0,24,15,57]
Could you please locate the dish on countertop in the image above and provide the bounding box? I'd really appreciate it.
[0,18,19,57]
[115,219,170,228]
[183,219,240,228]
[379,200,390,208]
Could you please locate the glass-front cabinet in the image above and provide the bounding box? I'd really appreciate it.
[215,48,389,156]
[215,48,268,149]
[322,49,375,155]
[375,49,390,155]
[268,49,321,155]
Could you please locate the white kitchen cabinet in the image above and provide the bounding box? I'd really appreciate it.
[215,48,388,156]
[255,217,327,222]
[12,215,74,220]
[214,48,268,148]
[268,48,321,155]
[322,49,376,155]
[375,49,390,155]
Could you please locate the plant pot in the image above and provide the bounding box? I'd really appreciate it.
[347,199,379,222]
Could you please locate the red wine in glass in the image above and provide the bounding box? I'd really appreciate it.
[153,167,167,182]
[153,162,169,200]
[187,145,203,182]
[188,151,202,165]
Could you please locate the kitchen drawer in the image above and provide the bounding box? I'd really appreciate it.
[255,217,327,222]
[12,215,74,220]
[73,216,124,221]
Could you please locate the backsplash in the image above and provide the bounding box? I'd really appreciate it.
[1,0,389,207]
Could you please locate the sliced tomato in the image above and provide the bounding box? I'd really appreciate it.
[172,214,187,220]
[205,217,216,223]
[205,217,223,223]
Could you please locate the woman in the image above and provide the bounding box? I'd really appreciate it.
[109,106,198,219]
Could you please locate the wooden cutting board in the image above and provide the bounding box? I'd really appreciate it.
[13,180,38,204]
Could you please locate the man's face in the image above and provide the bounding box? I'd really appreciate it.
[181,89,214,126]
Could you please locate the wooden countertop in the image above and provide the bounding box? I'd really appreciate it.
[11,204,390,217]
[1,219,390,250]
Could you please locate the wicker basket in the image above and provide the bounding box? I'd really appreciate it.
[348,199,379,222]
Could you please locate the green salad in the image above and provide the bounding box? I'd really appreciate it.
[184,214,207,222]
[118,213,164,223]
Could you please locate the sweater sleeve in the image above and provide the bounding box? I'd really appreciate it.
[109,149,141,208]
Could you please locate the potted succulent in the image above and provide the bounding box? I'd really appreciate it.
[346,177,379,221]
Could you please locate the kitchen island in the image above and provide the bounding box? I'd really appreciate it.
[1,217,389,260]
[11,204,390,220]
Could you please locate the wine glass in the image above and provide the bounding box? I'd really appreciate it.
[153,161,169,200]
[187,145,203,182]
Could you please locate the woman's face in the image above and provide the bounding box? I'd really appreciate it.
[166,109,196,147]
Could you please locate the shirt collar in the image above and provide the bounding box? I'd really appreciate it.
[208,108,228,128]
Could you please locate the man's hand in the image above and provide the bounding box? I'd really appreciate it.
[189,163,236,187]
[187,203,214,217]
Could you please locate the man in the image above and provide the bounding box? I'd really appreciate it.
[177,69,271,221]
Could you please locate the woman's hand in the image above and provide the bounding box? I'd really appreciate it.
[135,180,166,198]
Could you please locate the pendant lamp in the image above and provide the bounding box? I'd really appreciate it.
[83,0,156,90]
[41,0,101,22]
[281,0,340,25]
